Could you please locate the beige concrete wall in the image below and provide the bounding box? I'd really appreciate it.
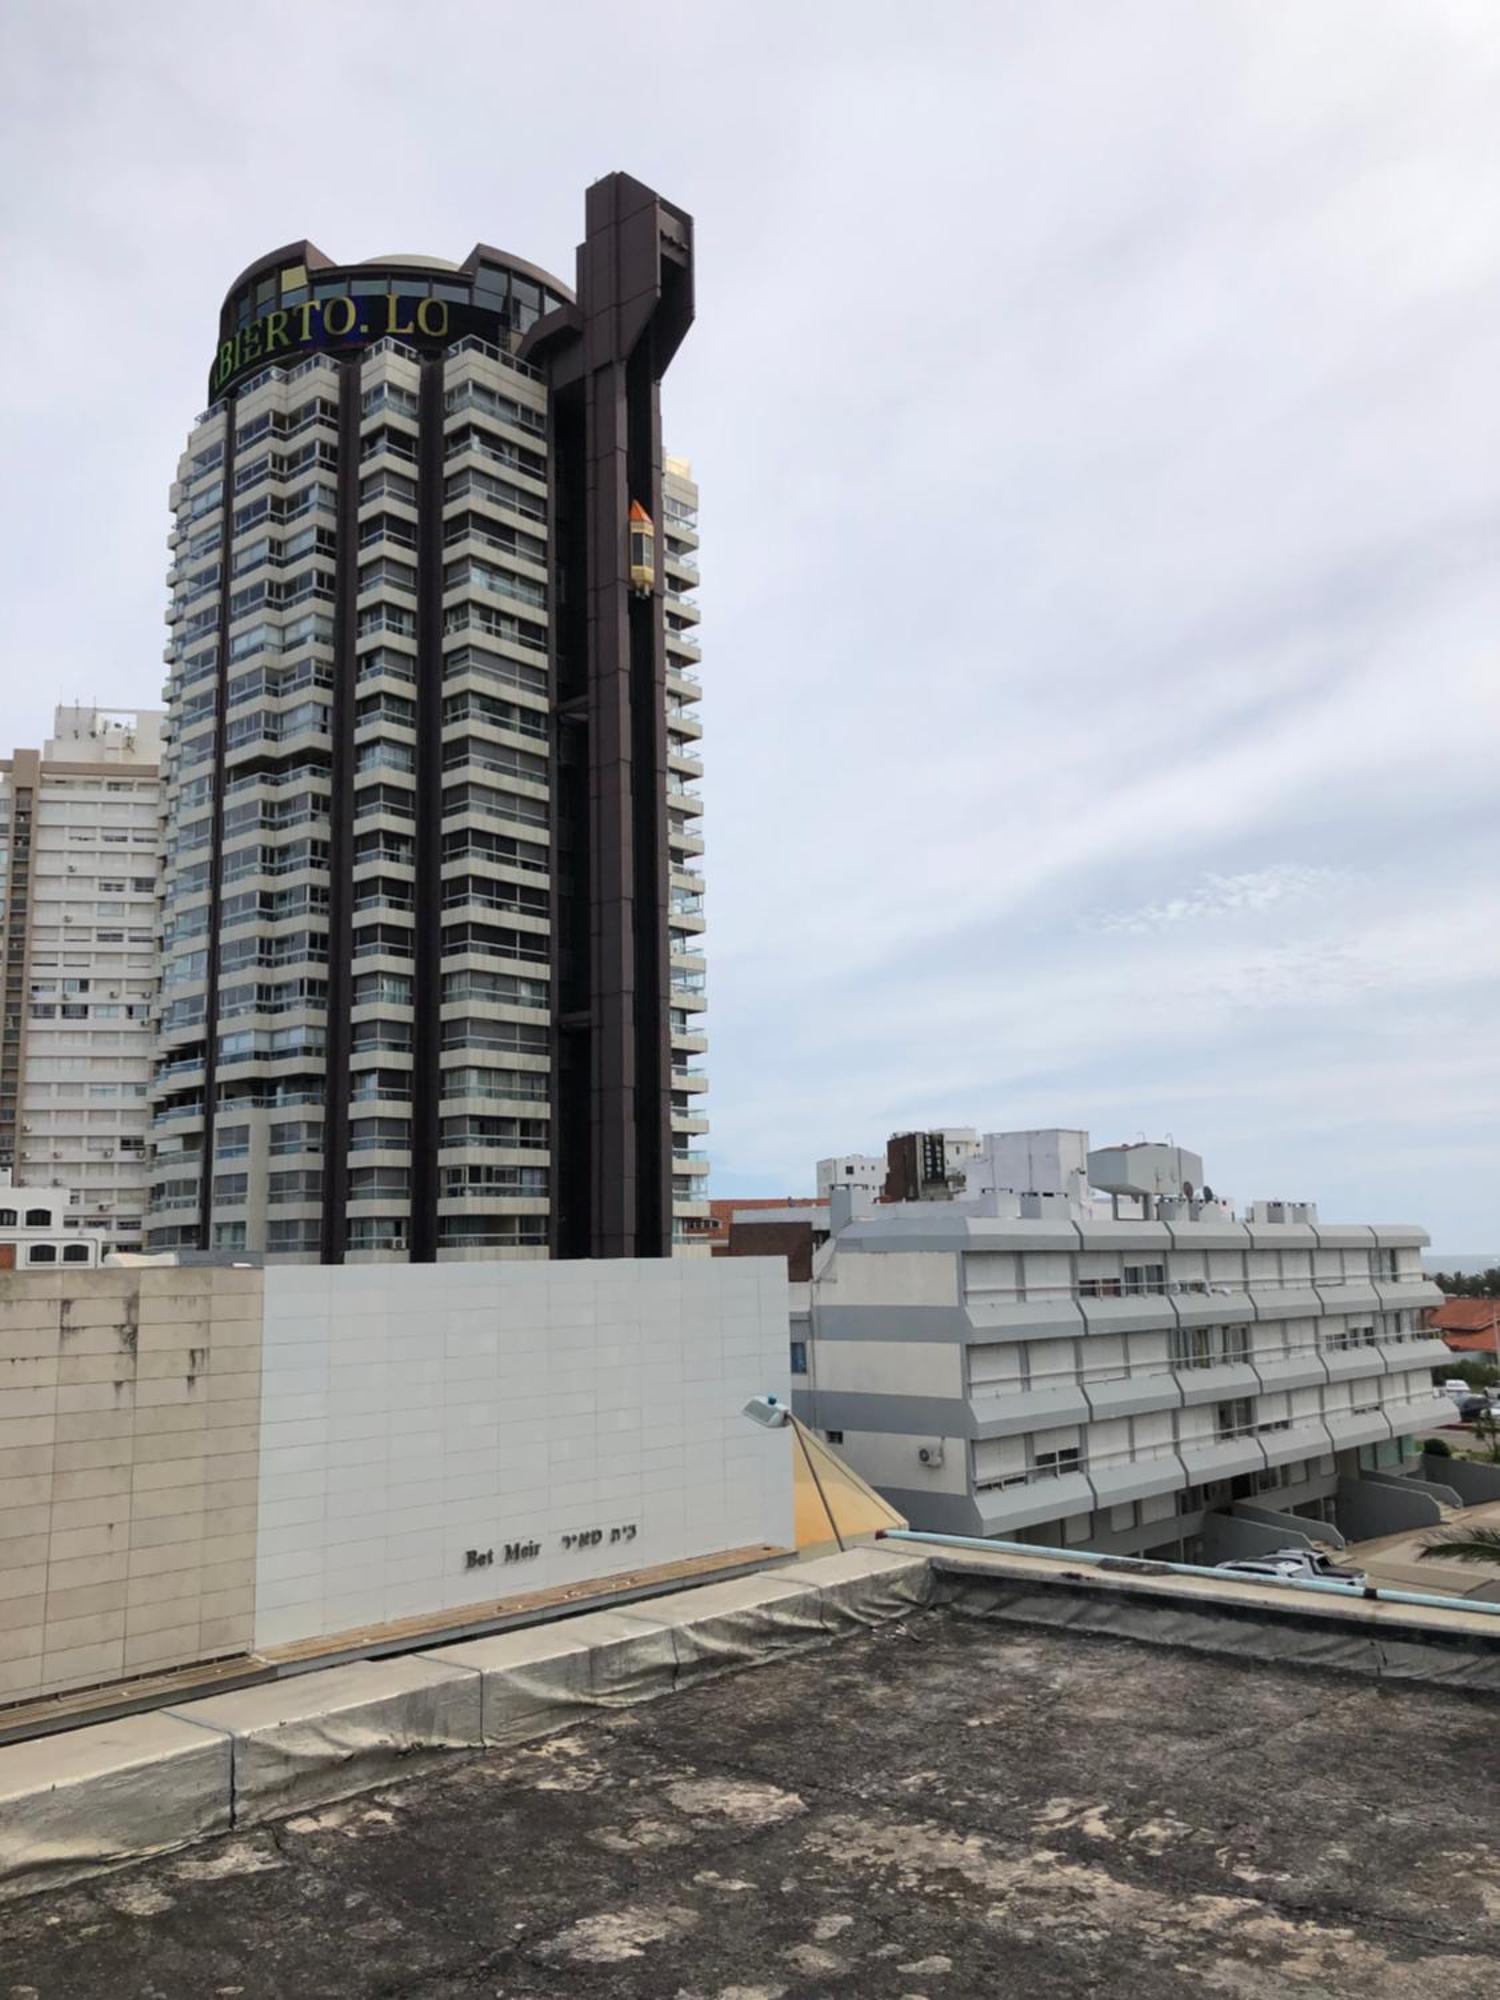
[0,1267,264,1703]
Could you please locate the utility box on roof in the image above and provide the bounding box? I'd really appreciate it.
[1087,1142,1205,1201]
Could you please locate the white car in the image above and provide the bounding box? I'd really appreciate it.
[1214,1549,1369,1590]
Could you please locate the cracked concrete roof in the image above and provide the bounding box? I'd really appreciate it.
[1,1607,1496,1997]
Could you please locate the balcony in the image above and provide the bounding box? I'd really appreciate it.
[1083,1441,1185,1507]
[973,1463,1095,1536]
[1258,1418,1336,1469]
[1078,1367,1182,1422]
[1174,1360,1260,1409]
[1177,1427,1266,1483]
[1322,1406,1393,1451]
[970,1379,1091,1438]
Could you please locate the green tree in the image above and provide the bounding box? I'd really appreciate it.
[1432,1269,1500,1298]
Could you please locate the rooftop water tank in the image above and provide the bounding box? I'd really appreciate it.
[1087,1142,1205,1200]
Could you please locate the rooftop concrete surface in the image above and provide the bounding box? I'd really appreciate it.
[1,1607,1496,1997]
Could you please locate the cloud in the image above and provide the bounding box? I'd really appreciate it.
[0,0,1496,1239]
[1093,865,1351,935]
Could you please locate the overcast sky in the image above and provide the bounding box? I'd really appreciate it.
[1,2,1496,1245]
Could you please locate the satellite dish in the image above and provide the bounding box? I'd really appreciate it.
[1202,1185,1214,1202]
[1183,1181,1196,1200]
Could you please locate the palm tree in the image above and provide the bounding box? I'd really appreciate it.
[1418,1525,1500,1566]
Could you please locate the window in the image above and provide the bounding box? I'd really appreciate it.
[351,1020,414,1053]
[1123,1262,1166,1296]
[1033,1445,1083,1475]
[350,1117,410,1150]
[269,1121,322,1155]
[347,1216,409,1251]
[268,1170,322,1203]
[437,1215,546,1249]
[0,1208,14,1226]
[440,1163,547,1196]
[1170,1325,1213,1369]
[266,1219,320,1253]
[353,972,413,1008]
[27,1244,57,1264]
[62,1244,90,1264]
[1171,1324,1250,1369]
[212,1173,248,1203]
[824,1430,844,1445]
[213,1221,247,1250]
[24,1208,49,1227]
[790,1341,808,1376]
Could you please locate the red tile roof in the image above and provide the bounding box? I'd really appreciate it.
[1442,1328,1500,1355]
[1431,1298,1500,1334]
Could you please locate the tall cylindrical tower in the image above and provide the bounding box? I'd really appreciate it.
[149,175,708,1263]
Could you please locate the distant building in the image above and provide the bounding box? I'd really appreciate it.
[815,1153,884,1200]
[701,1194,824,1255]
[721,1203,830,1277]
[882,1127,981,1202]
[0,1172,106,1270]
[0,707,162,1252]
[792,1128,1451,1563]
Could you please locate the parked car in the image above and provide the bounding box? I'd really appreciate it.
[1456,1394,1490,1422]
[1214,1549,1369,1589]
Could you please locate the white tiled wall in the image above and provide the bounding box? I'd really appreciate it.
[252,1257,793,1650]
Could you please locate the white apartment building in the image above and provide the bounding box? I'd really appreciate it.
[816,1153,886,1199]
[0,707,162,1252]
[0,1172,107,1270]
[792,1131,1452,1562]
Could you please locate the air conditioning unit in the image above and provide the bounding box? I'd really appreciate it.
[918,1442,945,1468]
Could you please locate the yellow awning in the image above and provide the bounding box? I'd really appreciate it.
[790,1413,907,1554]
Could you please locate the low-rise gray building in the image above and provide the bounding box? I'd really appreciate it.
[792,1132,1452,1561]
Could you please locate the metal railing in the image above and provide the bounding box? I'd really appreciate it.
[884,1530,1500,1621]
[444,333,544,383]
[973,1272,1432,1305]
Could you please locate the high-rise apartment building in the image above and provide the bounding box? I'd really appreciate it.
[147,174,707,1262]
[0,707,162,1251]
